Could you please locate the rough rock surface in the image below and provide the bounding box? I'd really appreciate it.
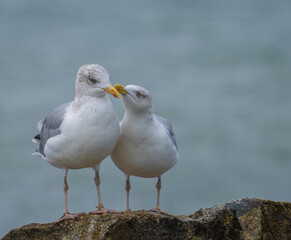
[2,198,291,240]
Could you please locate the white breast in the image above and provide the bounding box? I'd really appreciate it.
[44,97,120,169]
[111,116,178,178]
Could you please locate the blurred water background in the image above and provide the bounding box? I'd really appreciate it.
[0,0,291,236]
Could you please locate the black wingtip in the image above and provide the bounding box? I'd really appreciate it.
[34,134,40,140]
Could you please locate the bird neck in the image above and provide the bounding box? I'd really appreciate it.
[72,95,108,111]
[123,108,153,124]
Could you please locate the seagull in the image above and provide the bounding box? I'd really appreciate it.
[111,84,179,213]
[33,64,121,221]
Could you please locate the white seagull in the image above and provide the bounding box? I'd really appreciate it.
[33,64,120,221]
[111,84,179,213]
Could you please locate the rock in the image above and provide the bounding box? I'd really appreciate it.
[2,198,291,240]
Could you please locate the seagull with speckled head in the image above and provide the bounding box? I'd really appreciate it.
[33,64,120,221]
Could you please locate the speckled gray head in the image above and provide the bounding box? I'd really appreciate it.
[115,84,153,113]
[75,64,119,98]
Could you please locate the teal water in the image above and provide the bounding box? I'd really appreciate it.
[1,0,291,236]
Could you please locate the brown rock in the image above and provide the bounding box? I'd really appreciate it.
[2,198,291,240]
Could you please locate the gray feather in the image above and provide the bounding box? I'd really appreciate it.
[155,114,178,150]
[35,102,71,156]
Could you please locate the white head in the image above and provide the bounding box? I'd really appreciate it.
[114,84,152,114]
[75,64,120,98]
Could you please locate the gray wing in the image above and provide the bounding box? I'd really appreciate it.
[34,102,71,156]
[155,114,178,151]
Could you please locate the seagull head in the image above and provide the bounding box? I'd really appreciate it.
[114,84,152,113]
[75,64,120,98]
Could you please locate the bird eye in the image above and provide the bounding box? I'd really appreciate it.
[136,91,143,97]
[88,77,97,84]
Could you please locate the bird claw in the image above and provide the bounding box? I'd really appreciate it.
[150,208,168,215]
[90,207,121,215]
[56,212,85,222]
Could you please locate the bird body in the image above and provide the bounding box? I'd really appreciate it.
[42,96,119,170]
[112,113,178,178]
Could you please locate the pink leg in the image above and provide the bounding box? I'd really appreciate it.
[90,166,120,214]
[125,175,131,211]
[57,169,85,222]
[63,171,69,214]
[150,176,167,214]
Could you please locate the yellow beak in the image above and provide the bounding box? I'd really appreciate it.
[114,84,128,96]
[103,85,120,99]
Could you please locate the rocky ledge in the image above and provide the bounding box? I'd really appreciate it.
[2,198,291,240]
